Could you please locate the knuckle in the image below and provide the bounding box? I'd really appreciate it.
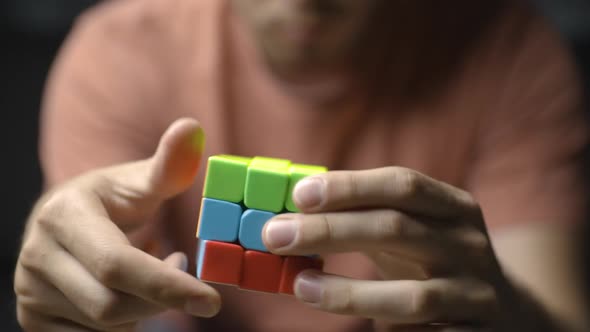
[35,214,56,234]
[452,228,490,256]
[141,269,174,304]
[150,277,176,304]
[16,296,47,317]
[375,211,405,242]
[18,241,45,273]
[320,215,336,243]
[13,274,32,299]
[479,282,498,303]
[344,172,362,199]
[465,197,482,217]
[470,232,490,254]
[94,249,122,286]
[322,282,355,314]
[399,169,422,197]
[35,186,88,237]
[16,297,35,312]
[35,192,70,231]
[88,293,123,326]
[17,306,38,332]
[306,214,335,246]
[386,167,421,199]
[465,196,481,212]
[409,284,439,319]
[456,190,483,219]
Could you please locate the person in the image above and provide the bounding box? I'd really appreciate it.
[13,0,590,331]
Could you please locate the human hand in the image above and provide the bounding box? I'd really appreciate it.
[15,119,220,332]
[262,167,526,331]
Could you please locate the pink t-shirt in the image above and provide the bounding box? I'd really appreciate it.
[40,0,588,331]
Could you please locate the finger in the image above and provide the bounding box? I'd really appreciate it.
[292,167,481,221]
[263,210,488,268]
[84,117,206,229]
[264,210,430,254]
[94,244,221,317]
[15,264,138,331]
[40,196,221,318]
[58,217,220,316]
[17,306,104,332]
[26,238,167,327]
[294,271,498,324]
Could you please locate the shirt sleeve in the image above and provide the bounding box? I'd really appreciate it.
[466,11,589,229]
[39,0,176,188]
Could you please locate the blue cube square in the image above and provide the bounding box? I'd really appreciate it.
[239,209,275,252]
[197,198,242,242]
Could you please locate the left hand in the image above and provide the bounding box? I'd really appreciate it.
[262,167,521,331]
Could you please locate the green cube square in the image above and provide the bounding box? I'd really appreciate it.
[244,157,291,212]
[285,164,328,212]
[203,155,252,203]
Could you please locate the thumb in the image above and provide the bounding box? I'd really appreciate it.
[96,118,205,227]
[148,117,206,199]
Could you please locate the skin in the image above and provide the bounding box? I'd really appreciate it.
[14,118,587,331]
[230,0,379,81]
[263,171,582,331]
[14,0,589,331]
[15,120,221,331]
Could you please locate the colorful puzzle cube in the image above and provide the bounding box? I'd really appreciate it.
[195,155,326,294]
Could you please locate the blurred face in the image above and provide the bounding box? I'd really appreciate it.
[231,0,379,78]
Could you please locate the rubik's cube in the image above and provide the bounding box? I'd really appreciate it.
[195,155,326,294]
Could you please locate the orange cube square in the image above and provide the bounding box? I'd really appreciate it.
[239,251,283,293]
[196,240,244,286]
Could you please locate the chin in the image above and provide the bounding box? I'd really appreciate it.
[262,48,311,78]
[264,45,342,80]
[269,57,324,82]
[260,49,352,105]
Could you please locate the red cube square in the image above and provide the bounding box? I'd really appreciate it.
[279,256,323,295]
[239,251,283,293]
[197,240,244,286]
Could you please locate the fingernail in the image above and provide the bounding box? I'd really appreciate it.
[265,219,298,249]
[185,298,217,317]
[295,272,323,303]
[178,254,188,272]
[294,177,325,209]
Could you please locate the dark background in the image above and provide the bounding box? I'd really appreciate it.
[0,1,589,331]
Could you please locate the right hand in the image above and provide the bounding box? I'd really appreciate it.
[14,118,221,332]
